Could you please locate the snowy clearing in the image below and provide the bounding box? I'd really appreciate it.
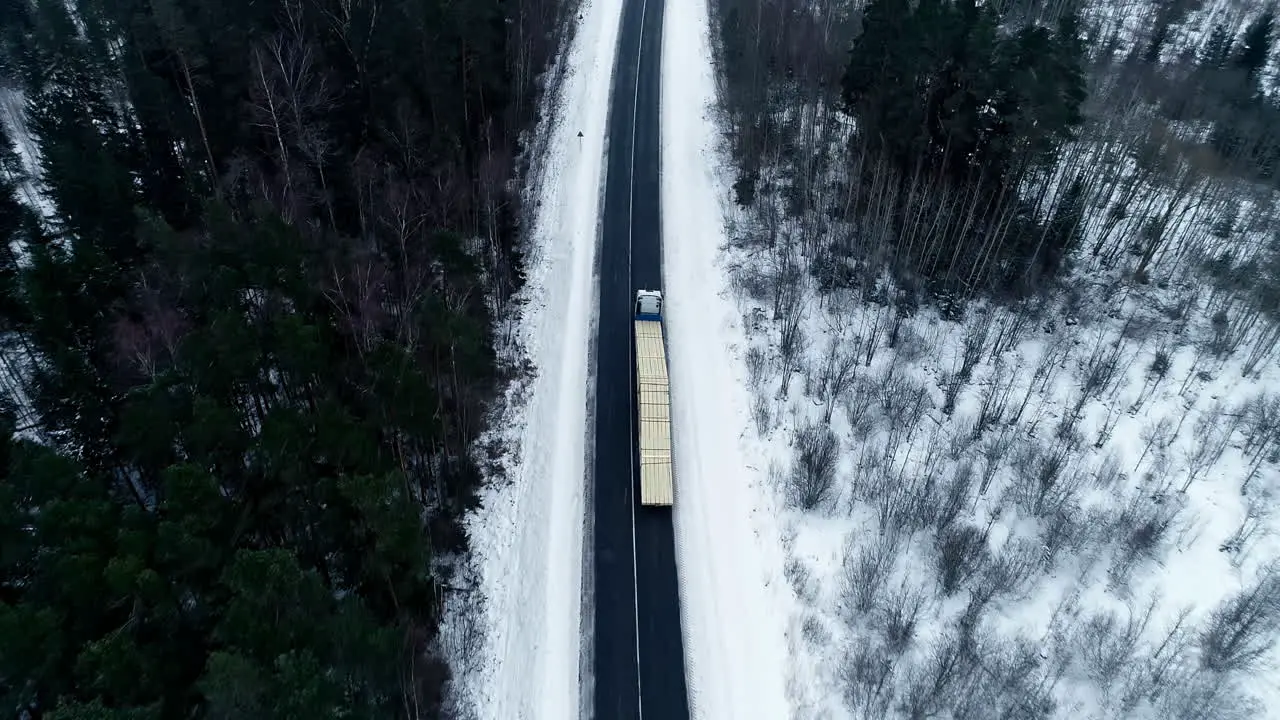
[712,94,1280,720]
[441,1,622,718]
[660,0,793,718]
[686,0,1280,718]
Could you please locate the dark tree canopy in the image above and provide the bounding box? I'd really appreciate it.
[1234,7,1275,84]
[840,0,1088,293]
[0,0,572,716]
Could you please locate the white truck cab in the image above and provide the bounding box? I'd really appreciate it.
[635,290,663,318]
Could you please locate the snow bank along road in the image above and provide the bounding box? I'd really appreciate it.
[590,0,691,717]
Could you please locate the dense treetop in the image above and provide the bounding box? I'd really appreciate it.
[0,0,569,717]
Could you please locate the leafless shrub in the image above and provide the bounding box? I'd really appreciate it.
[1119,312,1164,342]
[1241,321,1280,377]
[961,313,993,380]
[874,583,928,657]
[1206,305,1253,358]
[1240,391,1280,493]
[877,463,951,538]
[940,371,965,417]
[936,524,990,596]
[974,357,1017,435]
[1158,671,1261,720]
[840,533,900,618]
[1071,327,1128,419]
[948,415,979,460]
[1130,344,1174,413]
[1109,492,1184,587]
[773,250,807,394]
[1240,392,1280,457]
[1181,400,1242,491]
[787,421,840,510]
[1218,495,1269,568]
[1011,433,1085,518]
[1073,596,1157,693]
[977,427,1015,496]
[1118,605,1194,712]
[728,259,772,304]
[842,375,878,441]
[935,461,975,534]
[892,324,928,364]
[802,613,831,647]
[784,556,817,603]
[751,391,772,434]
[936,317,991,416]
[815,336,860,422]
[880,368,932,450]
[1094,401,1126,447]
[1040,504,1087,565]
[778,318,807,396]
[1199,561,1280,673]
[972,537,1044,605]
[896,631,968,719]
[854,301,888,367]
[745,344,769,391]
[989,303,1036,361]
[1009,333,1070,425]
[847,441,888,504]
[1055,391,1088,439]
[437,584,486,683]
[1092,451,1126,490]
[1134,415,1176,473]
[954,634,1056,720]
[1148,348,1172,379]
[841,640,896,719]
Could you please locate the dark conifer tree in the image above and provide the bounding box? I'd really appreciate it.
[1,0,572,715]
[1234,7,1275,87]
[840,0,1086,292]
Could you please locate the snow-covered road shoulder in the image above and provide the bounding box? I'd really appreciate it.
[660,2,793,718]
[442,1,623,718]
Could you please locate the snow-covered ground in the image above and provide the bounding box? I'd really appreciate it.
[707,141,1280,717]
[441,1,622,717]
[665,1,1280,719]
[660,1,793,717]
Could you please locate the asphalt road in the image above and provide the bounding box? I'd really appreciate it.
[590,0,690,716]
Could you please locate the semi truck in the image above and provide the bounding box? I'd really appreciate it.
[634,290,674,506]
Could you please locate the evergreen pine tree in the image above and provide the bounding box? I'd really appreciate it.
[1201,23,1236,70]
[0,0,559,714]
[1235,7,1276,86]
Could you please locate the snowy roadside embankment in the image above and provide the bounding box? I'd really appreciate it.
[442,1,623,718]
[660,1,794,718]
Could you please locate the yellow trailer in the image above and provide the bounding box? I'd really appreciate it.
[634,290,674,506]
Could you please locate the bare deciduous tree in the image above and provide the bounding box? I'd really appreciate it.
[876,582,928,657]
[843,375,878,441]
[1073,596,1157,694]
[1108,491,1184,588]
[1218,496,1269,569]
[936,461,975,535]
[1181,400,1242,491]
[841,640,897,720]
[1010,431,1085,518]
[815,335,859,422]
[1240,391,1280,493]
[840,533,900,618]
[897,631,971,720]
[1135,415,1177,473]
[936,524,990,596]
[787,421,840,510]
[880,369,932,452]
[1199,561,1280,673]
